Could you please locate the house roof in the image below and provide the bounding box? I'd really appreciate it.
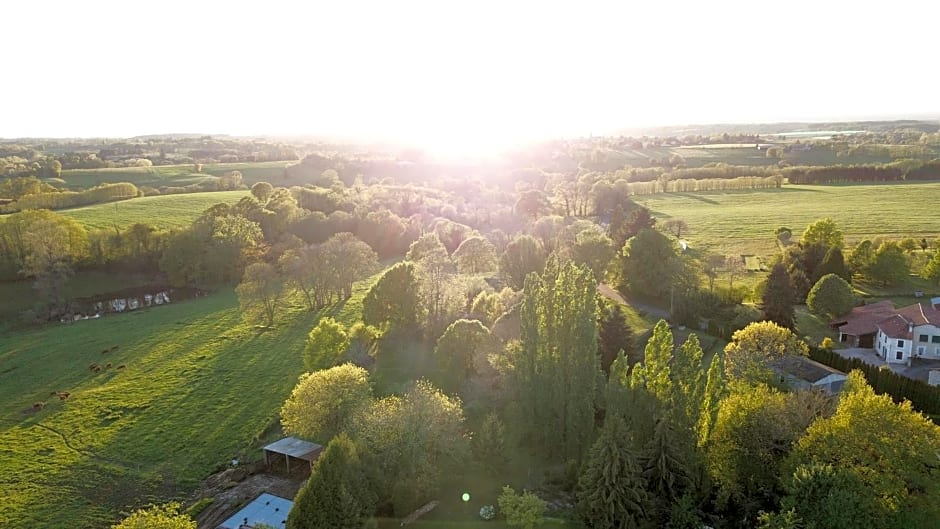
[877,314,914,340]
[217,493,292,529]
[262,436,322,462]
[833,300,896,336]
[775,356,845,384]
[836,301,940,340]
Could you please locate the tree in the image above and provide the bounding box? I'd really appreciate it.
[415,242,460,336]
[777,463,879,529]
[286,434,375,529]
[642,417,693,523]
[706,384,821,523]
[848,239,874,277]
[816,246,850,282]
[513,256,599,461]
[697,352,725,447]
[572,228,615,281]
[662,218,689,239]
[640,320,674,406]
[703,253,725,292]
[453,236,498,275]
[251,181,274,202]
[235,262,283,327]
[806,274,855,319]
[304,318,350,370]
[434,319,492,393]
[760,263,796,330]
[898,237,918,254]
[801,218,843,249]
[786,371,940,529]
[723,321,808,383]
[405,232,446,262]
[725,255,745,291]
[280,364,372,443]
[352,381,469,515]
[499,235,545,290]
[111,503,196,529]
[577,415,649,529]
[620,229,681,300]
[671,334,705,437]
[514,189,550,218]
[922,250,940,284]
[869,241,910,286]
[362,262,421,331]
[322,233,379,299]
[597,301,636,373]
[499,486,547,529]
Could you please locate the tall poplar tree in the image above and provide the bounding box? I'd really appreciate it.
[697,352,725,448]
[516,256,600,461]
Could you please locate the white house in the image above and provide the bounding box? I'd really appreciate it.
[874,298,940,365]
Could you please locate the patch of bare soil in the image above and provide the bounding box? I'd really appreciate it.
[190,460,307,528]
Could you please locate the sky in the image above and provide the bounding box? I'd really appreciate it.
[3,0,939,154]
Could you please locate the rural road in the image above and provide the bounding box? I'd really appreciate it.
[597,284,671,321]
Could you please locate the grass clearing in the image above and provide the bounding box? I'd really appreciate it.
[58,190,248,230]
[634,182,940,258]
[0,273,376,528]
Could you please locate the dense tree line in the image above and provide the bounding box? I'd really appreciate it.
[1,182,140,212]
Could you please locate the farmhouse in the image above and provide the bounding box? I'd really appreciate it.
[834,298,940,365]
[773,356,847,394]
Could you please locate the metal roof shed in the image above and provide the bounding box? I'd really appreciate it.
[262,436,323,473]
[217,492,292,529]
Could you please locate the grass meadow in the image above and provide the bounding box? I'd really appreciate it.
[0,275,375,528]
[58,190,249,231]
[634,182,940,258]
[59,161,293,190]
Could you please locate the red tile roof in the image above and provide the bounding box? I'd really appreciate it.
[833,301,897,337]
[835,301,940,340]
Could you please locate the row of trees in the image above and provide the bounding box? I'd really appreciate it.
[1,182,139,213]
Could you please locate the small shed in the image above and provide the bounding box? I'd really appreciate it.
[774,356,848,394]
[217,492,293,529]
[262,436,323,473]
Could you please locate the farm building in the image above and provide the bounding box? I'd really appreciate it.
[217,492,292,529]
[773,356,847,394]
[262,436,323,473]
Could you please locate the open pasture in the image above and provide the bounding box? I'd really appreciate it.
[634,182,940,257]
[58,190,249,231]
[59,161,293,190]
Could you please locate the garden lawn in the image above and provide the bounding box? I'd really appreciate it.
[0,275,374,528]
[633,182,940,258]
[58,190,249,231]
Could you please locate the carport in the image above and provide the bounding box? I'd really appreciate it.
[262,436,323,473]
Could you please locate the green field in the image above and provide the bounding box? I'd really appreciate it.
[0,279,372,528]
[59,161,293,190]
[633,182,940,257]
[58,190,249,230]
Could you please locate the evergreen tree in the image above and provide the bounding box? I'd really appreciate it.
[817,246,850,282]
[362,262,421,330]
[515,256,600,460]
[642,417,693,523]
[598,302,636,374]
[287,434,375,529]
[577,415,649,529]
[760,263,796,330]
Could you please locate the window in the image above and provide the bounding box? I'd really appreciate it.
[897,340,904,347]
[932,336,940,344]
[920,334,929,342]
[917,346,926,355]
[896,350,904,360]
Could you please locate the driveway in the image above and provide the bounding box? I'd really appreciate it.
[835,347,937,382]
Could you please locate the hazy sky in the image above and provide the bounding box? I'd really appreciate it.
[4,0,939,152]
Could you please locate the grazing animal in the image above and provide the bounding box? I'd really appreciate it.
[93,367,101,373]
[116,364,126,369]
[101,349,108,354]
[88,363,99,371]
[110,345,119,351]
[106,363,112,369]
[50,391,58,396]
[58,392,70,400]
[33,402,45,410]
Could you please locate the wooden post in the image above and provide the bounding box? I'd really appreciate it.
[285,454,290,473]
